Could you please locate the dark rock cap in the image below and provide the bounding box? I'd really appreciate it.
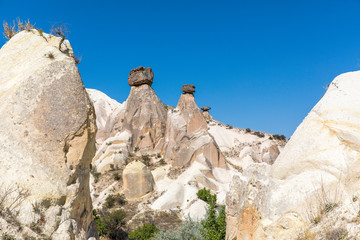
[201,106,211,111]
[128,66,154,86]
[181,84,195,94]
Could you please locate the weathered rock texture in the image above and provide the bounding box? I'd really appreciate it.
[181,84,195,94]
[226,71,360,239]
[128,66,154,86]
[201,106,211,111]
[123,161,155,199]
[164,93,226,168]
[0,30,97,239]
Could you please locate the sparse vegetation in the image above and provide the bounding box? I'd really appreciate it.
[129,223,159,240]
[103,194,127,209]
[159,159,166,165]
[101,209,128,239]
[254,131,265,138]
[326,228,347,240]
[3,19,35,39]
[134,147,140,153]
[1,233,15,240]
[153,219,204,240]
[113,172,121,181]
[245,128,251,133]
[141,155,151,166]
[272,134,286,141]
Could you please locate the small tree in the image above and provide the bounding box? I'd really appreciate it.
[129,223,159,240]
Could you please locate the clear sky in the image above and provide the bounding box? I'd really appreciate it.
[1,0,360,138]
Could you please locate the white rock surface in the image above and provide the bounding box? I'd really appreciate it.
[0,30,96,239]
[226,70,360,239]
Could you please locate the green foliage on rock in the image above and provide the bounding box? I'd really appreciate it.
[197,188,217,205]
[129,223,159,240]
[201,205,226,240]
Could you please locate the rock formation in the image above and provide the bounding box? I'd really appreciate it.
[128,66,154,86]
[201,106,213,121]
[122,161,155,199]
[181,84,195,94]
[0,30,96,239]
[226,71,360,239]
[164,86,226,168]
[90,67,167,172]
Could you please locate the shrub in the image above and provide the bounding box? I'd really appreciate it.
[103,194,126,209]
[326,228,347,240]
[153,219,204,240]
[2,233,15,240]
[254,131,265,138]
[113,172,121,181]
[245,128,251,133]
[273,134,286,141]
[201,205,226,240]
[159,159,166,165]
[93,209,107,236]
[134,147,140,153]
[197,188,216,205]
[141,155,151,166]
[102,209,127,239]
[129,223,159,240]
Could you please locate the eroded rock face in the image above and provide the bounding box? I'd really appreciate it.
[181,84,195,94]
[164,93,226,168]
[128,66,154,86]
[121,84,167,153]
[0,30,97,239]
[226,71,360,239]
[123,161,155,199]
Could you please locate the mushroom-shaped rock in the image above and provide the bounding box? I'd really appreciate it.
[201,106,211,111]
[128,66,154,86]
[181,84,195,94]
[123,161,155,199]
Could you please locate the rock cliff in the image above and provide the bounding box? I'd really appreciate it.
[0,30,97,239]
[226,71,360,239]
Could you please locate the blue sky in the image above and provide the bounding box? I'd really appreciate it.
[1,0,360,137]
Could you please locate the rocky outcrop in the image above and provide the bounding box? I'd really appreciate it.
[0,30,96,239]
[226,71,360,239]
[201,106,211,111]
[87,88,124,143]
[201,106,213,121]
[164,90,226,168]
[181,84,195,94]
[128,66,154,86]
[123,161,155,199]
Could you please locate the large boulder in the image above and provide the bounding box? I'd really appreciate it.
[123,161,155,199]
[128,66,154,86]
[181,84,195,94]
[226,71,360,239]
[0,30,97,239]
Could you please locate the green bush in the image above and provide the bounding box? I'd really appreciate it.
[93,209,107,236]
[129,223,159,240]
[113,172,121,181]
[153,219,204,240]
[197,188,216,205]
[103,194,126,209]
[201,205,226,240]
[101,209,127,239]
